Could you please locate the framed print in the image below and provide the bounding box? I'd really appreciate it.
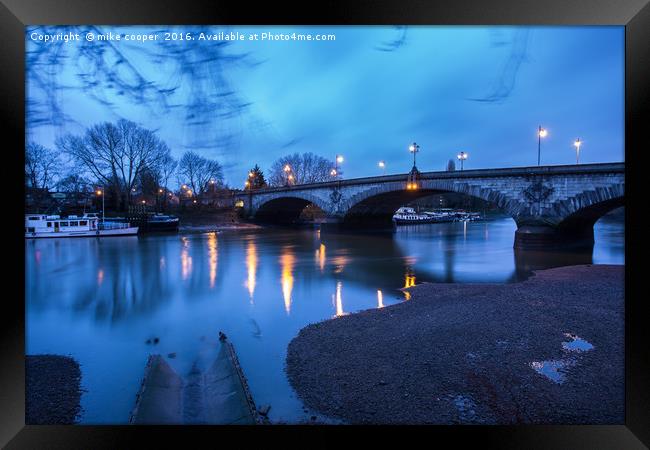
[1,0,648,447]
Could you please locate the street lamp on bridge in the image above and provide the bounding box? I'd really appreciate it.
[573,138,582,164]
[457,151,468,171]
[378,160,385,175]
[283,164,292,186]
[537,126,548,166]
[408,142,420,169]
[333,155,344,180]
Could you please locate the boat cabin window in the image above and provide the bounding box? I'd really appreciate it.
[70,221,78,226]
[47,222,52,227]
[80,220,87,226]
[60,221,69,227]
[28,216,39,221]
[27,227,35,233]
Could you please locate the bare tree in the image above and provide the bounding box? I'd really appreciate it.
[177,151,224,202]
[56,173,92,210]
[268,152,334,186]
[25,143,61,190]
[159,153,178,192]
[56,174,90,194]
[57,120,171,209]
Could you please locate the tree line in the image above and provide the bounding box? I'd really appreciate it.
[26,120,339,211]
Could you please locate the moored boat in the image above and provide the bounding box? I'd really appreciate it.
[106,213,180,233]
[393,207,483,225]
[25,214,138,238]
[392,207,437,224]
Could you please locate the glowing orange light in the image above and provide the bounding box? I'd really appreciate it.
[281,250,295,315]
[208,232,218,288]
[246,240,258,300]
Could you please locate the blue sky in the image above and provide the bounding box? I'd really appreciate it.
[26,25,624,186]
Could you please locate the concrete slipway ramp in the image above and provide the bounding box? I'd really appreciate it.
[130,335,260,424]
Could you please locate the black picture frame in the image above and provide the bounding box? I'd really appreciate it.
[1,0,647,447]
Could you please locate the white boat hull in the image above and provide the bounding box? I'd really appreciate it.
[25,227,139,239]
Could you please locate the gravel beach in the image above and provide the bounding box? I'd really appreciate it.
[286,265,624,424]
[26,355,83,424]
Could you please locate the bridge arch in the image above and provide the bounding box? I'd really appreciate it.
[341,179,523,228]
[253,193,329,224]
[555,184,625,231]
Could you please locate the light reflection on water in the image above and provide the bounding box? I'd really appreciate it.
[25,214,624,424]
[246,240,257,301]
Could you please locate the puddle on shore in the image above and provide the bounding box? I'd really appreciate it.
[530,333,594,384]
[530,359,574,384]
[561,333,595,352]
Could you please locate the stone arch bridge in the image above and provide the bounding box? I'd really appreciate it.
[235,163,624,249]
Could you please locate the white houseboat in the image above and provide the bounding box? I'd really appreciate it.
[25,214,138,238]
[392,207,435,224]
[393,207,483,225]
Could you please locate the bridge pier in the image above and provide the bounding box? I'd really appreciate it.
[514,225,594,251]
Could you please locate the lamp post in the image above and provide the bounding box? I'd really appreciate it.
[335,155,344,179]
[96,187,105,224]
[573,138,582,164]
[537,126,548,166]
[409,142,420,169]
[283,164,291,186]
[457,151,468,171]
[378,160,385,175]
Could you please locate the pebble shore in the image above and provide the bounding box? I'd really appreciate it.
[26,354,83,424]
[286,265,624,424]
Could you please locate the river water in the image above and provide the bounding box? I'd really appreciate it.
[25,213,624,424]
